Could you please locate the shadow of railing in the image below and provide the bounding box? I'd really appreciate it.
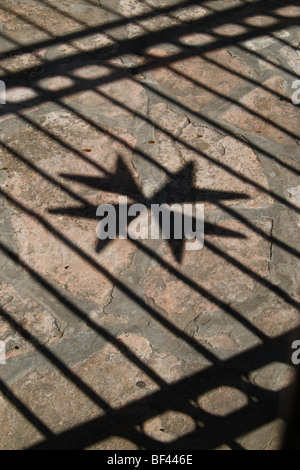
[0,0,299,450]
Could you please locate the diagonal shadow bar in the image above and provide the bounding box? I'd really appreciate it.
[0,249,169,389]
[5,78,300,218]
[0,0,293,62]
[1,5,299,184]
[2,64,300,265]
[0,378,54,439]
[100,60,300,169]
[0,235,242,383]
[0,142,97,207]
[0,0,298,450]
[0,306,112,412]
[0,0,214,59]
[215,200,300,261]
[1,0,299,93]
[132,0,300,88]
[1,235,292,450]
[0,140,248,260]
[0,188,271,361]
[1,185,288,350]
[1,125,299,339]
[151,57,300,141]
[1,31,298,185]
[165,0,300,75]
[1,5,298,106]
[130,237,300,312]
[25,328,296,450]
[1,26,299,193]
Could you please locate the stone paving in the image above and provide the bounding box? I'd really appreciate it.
[0,0,299,450]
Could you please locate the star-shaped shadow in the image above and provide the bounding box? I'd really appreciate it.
[49,155,248,262]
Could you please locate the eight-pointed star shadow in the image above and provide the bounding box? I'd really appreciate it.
[49,155,248,262]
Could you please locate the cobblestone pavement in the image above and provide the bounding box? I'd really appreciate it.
[0,0,299,450]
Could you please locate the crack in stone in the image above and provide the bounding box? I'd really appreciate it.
[102,243,138,314]
[52,320,64,339]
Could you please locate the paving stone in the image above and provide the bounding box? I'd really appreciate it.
[197,386,248,418]
[0,0,299,451]
[149,49,252,113]
[221,75,299,146]
[144,220,271,329]
[249,362,295,393]
[0,283,64,359]
[142,411,196,444]
[2,118,138,306]
[250,301,299,339]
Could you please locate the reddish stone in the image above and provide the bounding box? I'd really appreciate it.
[144,220,272,329]
[221,76,299,146]
[197,386,248,417]
[0,284,63,359]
